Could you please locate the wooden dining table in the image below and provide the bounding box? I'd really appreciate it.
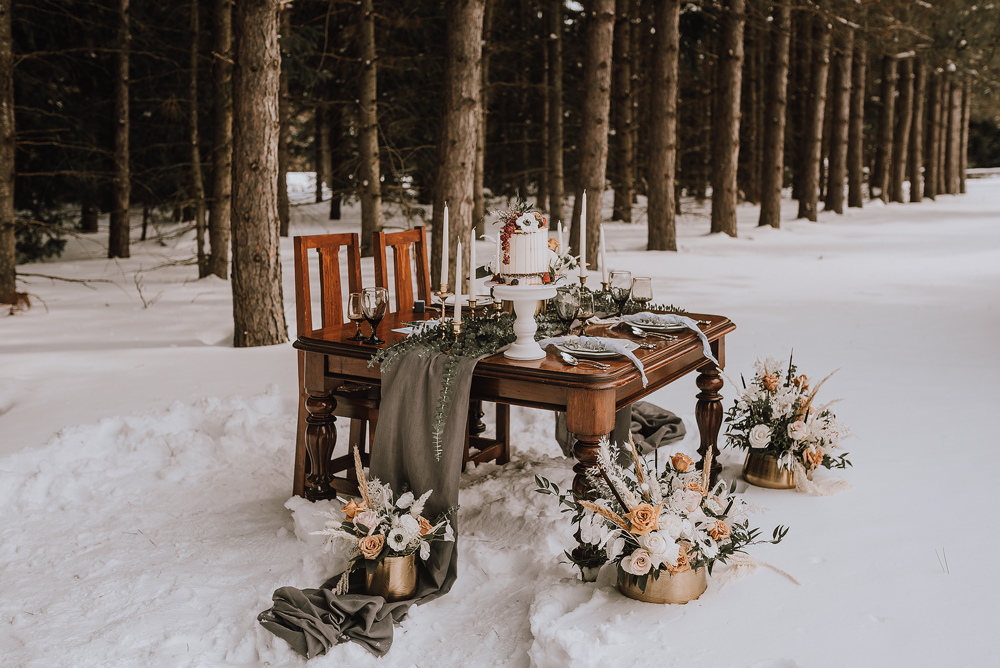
[293,308,735,559]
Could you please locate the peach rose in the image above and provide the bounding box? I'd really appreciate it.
[683,490,703,513]
[358,534,385,560]
[671,453,694,472]
[803,448,824,470]
[341,499,366,520]
[418,517,434,536]
[761,374,780,391]
[547,237,560,251]
[664,545,691,574]
[625,503,662,536]
[623,548,652,576]
[685,481,706,495]
[792,374,809,390]
[708,520,730,542]
[787,420,809,441]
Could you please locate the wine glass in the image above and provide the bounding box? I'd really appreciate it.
[630,278,653,313]
[347,292,366,341]
[361,287,389,345]
[575,291,595,333]
[552,288,581,334]
[609,270,632,316]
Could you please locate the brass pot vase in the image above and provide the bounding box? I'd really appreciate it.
[743,451,810,489]
[617,567,707,605]
[365,553,418,602]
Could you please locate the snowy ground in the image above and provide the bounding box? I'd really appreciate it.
[2,179,999,667]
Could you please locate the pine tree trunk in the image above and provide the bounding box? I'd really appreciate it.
[539,64,549,213]
[960,77,970,194]
[758,1,790,228]
[231,0,288,347]
[825,23,852,214]
[358,0,383,257]
[908,57,925,203]
[572,0,614,268]
[474,0,493,235]
[0,0,14,302]
[207,0,232,279]
[789,9,810,202]
[81,203,99,233]
[924,69,940,200]
[432,0,484,292]
[546,0,564,227]
[710,0,745,237]
[872,56,896,203]
[276,8,290,237]
[795,3,830,221]
[646,0,678,250]
[946,74,961,194]
[937,73,947,195]
[611,0,633,222]
[328,100,342,220]
[108,0,131,259]
[889,57,912,203]
[190,0,208,277]
[315,105,327,204]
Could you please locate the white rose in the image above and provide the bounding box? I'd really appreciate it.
[748,424,772,449]
[787,420,809,441]
[640,531,680,568]
[658,513,683,540]
[395,491,414,509]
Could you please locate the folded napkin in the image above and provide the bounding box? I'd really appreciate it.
[391,319,442,336]
[620,312,720,368]
[537,335,648,387]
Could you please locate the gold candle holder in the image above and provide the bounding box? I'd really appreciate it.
[578,275,588,290]
[452,320,463,336]
[601,281,610,293]
[467,298,478,316]
[433,284,453,312]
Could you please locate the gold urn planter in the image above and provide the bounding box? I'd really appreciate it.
[743,451,810,489]
[617,567,707,605]
[365,553,418,602]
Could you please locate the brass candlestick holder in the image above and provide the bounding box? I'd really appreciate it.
[601,281,610,293]
[578,275,588,290]
[433,284,453,313]
[467,298,478,316]
[452,320,463,336]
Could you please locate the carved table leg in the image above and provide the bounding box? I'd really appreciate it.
[304,389,338,501]
[695,363,724,489]
[468,400,486,436]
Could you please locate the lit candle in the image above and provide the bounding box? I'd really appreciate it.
[454,241,463,323]
[557,221,564,255]
[599,224,608,284]
[469,226,475,297]
[440,202,449,288]
[579,190,587,277]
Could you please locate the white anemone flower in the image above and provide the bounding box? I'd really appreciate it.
[387,528,409,551]
[395,514,421,543]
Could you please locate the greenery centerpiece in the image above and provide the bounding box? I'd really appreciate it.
[724,354,852,491]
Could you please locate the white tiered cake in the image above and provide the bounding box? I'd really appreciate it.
[497,209,553,286]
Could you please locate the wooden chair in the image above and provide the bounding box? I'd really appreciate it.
[374,227,510,469]
[293,232,379,498]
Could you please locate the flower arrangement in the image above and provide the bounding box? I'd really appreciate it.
[535,437,787,595]
[724,354,852,480]
[495,198,547,267]
[312,449,455,594]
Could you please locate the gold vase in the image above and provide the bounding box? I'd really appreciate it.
[617,567,707,605]
[743,451,809,489]
[364,553,418,602]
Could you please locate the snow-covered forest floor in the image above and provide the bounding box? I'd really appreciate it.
[2,179,999,667]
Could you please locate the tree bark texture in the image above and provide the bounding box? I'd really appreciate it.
[546,0,564,228]
[108,0,131,259]
[432,0,484,293]
[872,56,896,203]
[889,57,912,203]
[924,69,940,200]
[315,104,327,204]
[474,0,494,236]
[796,3,830,222]
[710,0,745,237]
[960,77,970,194]
[573,0,615,268]
[276,7,290,237]
[611,0,633,222]
[358,0,383,257]
[0,0,14,301]
[945,74,961,194]
[758,1,790,228]
[936,72,948,195]
[231,0,288,347]
[789,9,810,202]
[328,102,342,220]
[190,0,208,277]
[208,0,233,279]
[646,0,679,250]
[908,57,926,203]
[824,23,852,214]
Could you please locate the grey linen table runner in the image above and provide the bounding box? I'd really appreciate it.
[258,348,477,658]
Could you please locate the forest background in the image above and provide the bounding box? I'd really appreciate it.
[2,0,999,343]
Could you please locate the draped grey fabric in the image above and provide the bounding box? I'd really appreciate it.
[259,349,476,658]
[555,400,686,465]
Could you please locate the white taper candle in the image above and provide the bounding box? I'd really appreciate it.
[441,203,449,288]
[600,224,608,284]
[454,241,463,323]
[579,190,587,277]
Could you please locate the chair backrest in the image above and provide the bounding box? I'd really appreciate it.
[373,226,432,313]
[293,232,362,337]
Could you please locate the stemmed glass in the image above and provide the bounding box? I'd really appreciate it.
[609,270,632,316]
[576,291,595,333]
[630,278,653,312]
[553,288,581,334]
[361,287,389,345]
[347,292,366,341]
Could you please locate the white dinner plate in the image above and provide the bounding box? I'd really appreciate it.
[554,339,639,359]
[628,319,687,332]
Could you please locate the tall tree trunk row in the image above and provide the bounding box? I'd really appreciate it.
[190,0,208,277]
[924,69,940,200]
[0,0,14,301]
[710,0,745,237]
[358,0,383,258]
[945,73,962,194]
[796,2,830,222]
[646,0,679,250]
[846,36,866,208]
[872,55,896,203]
[889,57,913,203]
[757,0,790,228]
[825,22,852,215]
[960,77,970,194]
[907,57,926,203]
[207,0,233,280]
[108,0,131,259]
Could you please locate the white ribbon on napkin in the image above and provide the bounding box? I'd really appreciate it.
[620,312,720,368]
[537,335,649,387]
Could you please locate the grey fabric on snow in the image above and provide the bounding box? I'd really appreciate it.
[258,348,475,658]
[555,400,686,466]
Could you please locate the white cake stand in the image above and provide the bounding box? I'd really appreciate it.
[492,283,558,360]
